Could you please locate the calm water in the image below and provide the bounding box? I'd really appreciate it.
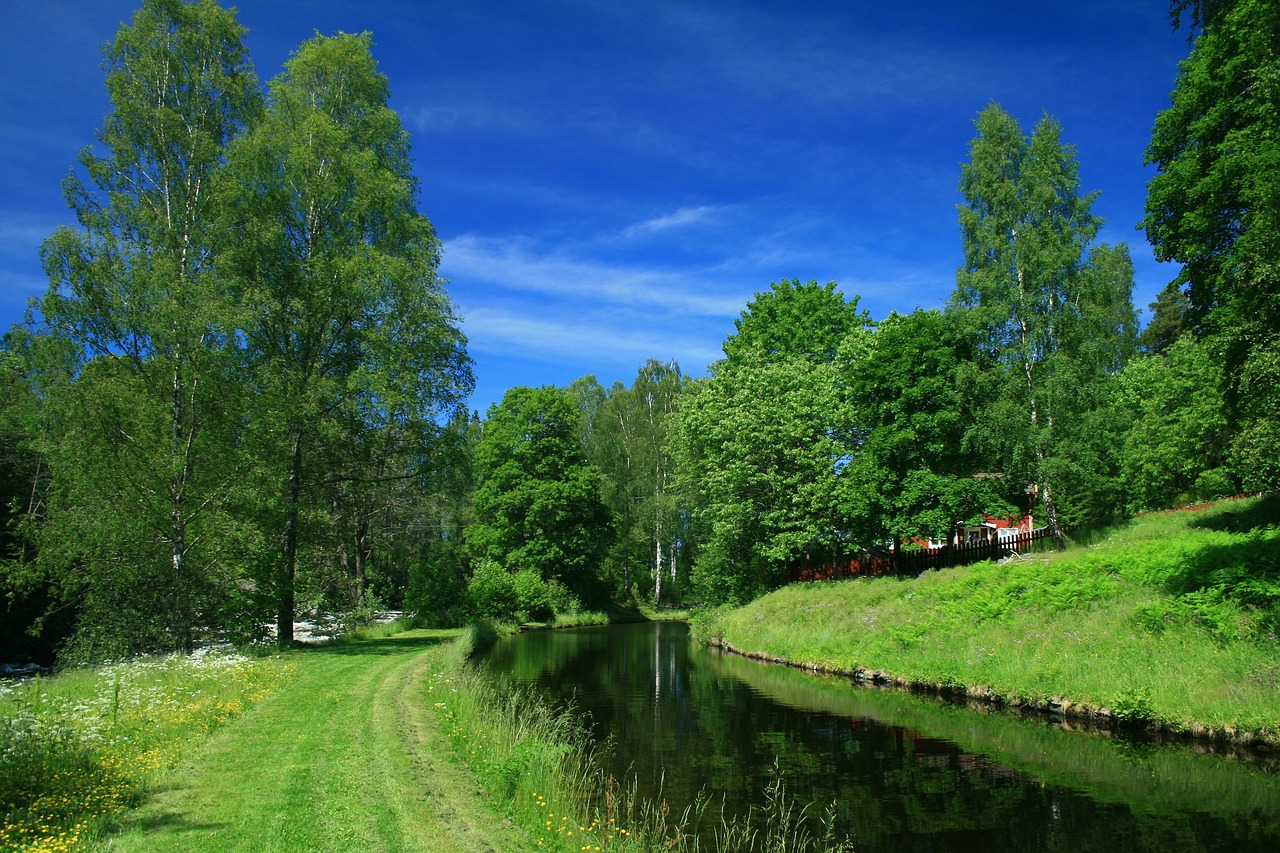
[482,621,1280,852]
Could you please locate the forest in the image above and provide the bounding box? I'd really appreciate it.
[1,0,1277,664]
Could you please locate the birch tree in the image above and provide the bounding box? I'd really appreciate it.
[950,105,1135,545]
[34,0,260,656]
[222,32,472,645]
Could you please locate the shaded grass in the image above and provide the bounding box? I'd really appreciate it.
[694,495,1280,741]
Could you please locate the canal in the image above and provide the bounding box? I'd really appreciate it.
[481,621,1280,852]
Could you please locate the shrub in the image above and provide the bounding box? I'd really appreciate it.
[467,560,520,621]
[467,561,581,623]
[512,569,555,622]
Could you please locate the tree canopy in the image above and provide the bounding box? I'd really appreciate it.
[5,0,1276,654]
[466,386,612,604]
[949,104,1136,545]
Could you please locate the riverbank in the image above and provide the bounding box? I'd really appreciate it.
[691,493,1280,749]
[4,618,820,852]
[1,624,544,852]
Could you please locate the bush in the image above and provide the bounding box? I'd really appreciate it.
[407,553,469,627]
[467,562,581,623]
[467,560,520,621]
[512,569,554,622]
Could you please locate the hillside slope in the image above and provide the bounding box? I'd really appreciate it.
[694,494,1280,745]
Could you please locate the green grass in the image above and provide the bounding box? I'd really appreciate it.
[4,619,840,853]
[1,650,293,852]
[1,629,538,852]
[693,493,1280,743]
[99,629,532,852]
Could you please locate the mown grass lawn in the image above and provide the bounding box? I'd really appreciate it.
[99,629,536,852]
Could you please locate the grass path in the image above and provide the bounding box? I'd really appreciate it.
[101,630,538,852]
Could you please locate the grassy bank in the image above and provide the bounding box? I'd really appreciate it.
[1,625,534,852]
[692,494,1280,745]
[3,618,842,852]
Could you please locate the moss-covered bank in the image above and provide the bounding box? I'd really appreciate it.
[691,494,1280,749]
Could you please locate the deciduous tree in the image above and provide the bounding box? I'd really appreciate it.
[838,310,1008,549]
[1144,0,1280,490]
[674,281,869,603]
[465,386,611,605]
[33,0,260,655]
[950,105,1136,544]
[1113,336,1233,511]
[222,32,472,645]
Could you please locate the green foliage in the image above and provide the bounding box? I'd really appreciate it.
[583,361,687,606]
[220,30,472,644]
[1145,0,1280,336]
[950,104,1139,536]
[1229,340,1280,490]
[675,280,870,604]
[838,309,1009,543]
[722,278,865,364]
[29,0,262,657]
[1112,335,1233,511]
[676,356,847,603]
[1138,282,1191,354]
[465,559,581,624]
[407,546,470,627]
[466,386,611,605]
[1145,0,1280,493]
[466,559,521,621]
[18,3,473,661]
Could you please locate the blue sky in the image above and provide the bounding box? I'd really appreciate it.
[3,1,1190,414]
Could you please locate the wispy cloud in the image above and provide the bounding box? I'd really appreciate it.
[443,232,748,317]
[461,304,721,370]
[619,205,728,241]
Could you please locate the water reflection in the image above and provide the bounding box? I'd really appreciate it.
[482,621,1280,852]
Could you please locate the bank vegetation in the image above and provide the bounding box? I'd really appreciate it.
[692,494,1280,748]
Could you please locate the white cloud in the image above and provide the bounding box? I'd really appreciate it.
[460,304,721,370]
[619,205,728,240]
[443,233,748,317]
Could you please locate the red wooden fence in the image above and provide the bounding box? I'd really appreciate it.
[785,528,1052,584]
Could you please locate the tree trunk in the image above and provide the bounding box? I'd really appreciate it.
[171,362,193,654]
[1039,471,1067,550]
[278,423,303,647]
[653,508,663,609]
[355,515,369,603]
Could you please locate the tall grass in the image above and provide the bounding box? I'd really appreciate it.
[0,651,292,852]
[434,627,852,852]
[694,495,1280,742]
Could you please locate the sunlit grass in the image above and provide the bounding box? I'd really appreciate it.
[0,650,293,851]
[695,495,1280,742]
